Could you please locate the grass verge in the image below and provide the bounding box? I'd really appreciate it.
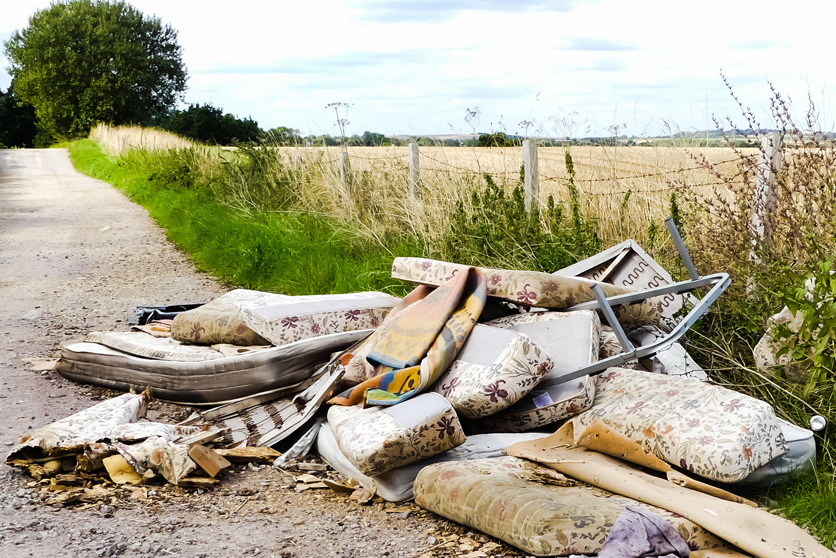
[67,139,421,297]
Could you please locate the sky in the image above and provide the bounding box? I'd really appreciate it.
[1,0,834,138]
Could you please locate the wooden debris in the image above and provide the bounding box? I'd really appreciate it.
[21,357,59,371]
[295,482,328,492]
[297,462,327,472]
[322,478,358,494]
[103,454,143,485]
[188,444,231,478]
[214,446,280,464]
[295,473,321,484]
[178,428,226,448]
[178,477,219,488]
[350,487,375,505]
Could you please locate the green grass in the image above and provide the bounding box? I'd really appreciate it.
[768,464,836,549]
[67,139,421,297]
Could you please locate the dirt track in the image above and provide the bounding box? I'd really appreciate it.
[0,149,479,558]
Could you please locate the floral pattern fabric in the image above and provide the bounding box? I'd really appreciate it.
[392,257,661,327]
[173,289,399,347]
[7,392,149,462]
[114,436,195,485]
[572,367,788,483]
[478,376,596,432]
[327,393,466,476]
[414,458,726,556]
[753,306,811,383]
[433,332,553,418]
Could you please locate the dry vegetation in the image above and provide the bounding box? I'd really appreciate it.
[91,123,194,153]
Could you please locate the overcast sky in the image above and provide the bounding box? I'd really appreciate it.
[1,0,833,138]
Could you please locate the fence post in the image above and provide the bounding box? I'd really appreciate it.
[523,139,539,212]
[408,142,421,199]
[751,132,783,250]
[340,151,351,192]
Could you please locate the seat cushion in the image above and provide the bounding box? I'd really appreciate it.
[572,367,788,482]
[433,324,553,418]
[326,392,466,476]
[391,257,661,327]
[172,289,398,346]
[477,375,596,432]
[414,458,726,556]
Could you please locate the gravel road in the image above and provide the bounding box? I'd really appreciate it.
[0,149,507,558]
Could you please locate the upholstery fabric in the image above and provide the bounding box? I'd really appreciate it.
[433,324,553,418]
[572,367,788,482]
[327,392,466,476]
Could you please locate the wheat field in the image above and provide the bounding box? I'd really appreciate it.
[89,125,756,247]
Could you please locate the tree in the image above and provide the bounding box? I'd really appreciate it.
[0,86,39,147]
[3,0,187,140]
[156,104,262,145]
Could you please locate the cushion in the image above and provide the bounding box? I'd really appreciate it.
[315,428,550,501]
[414,458,726,556]
[477,376,596,432]
[391,257,661,326]
[173,289,399,346]
[326,392,465,476]
[572,367,788,482]
[432,324,553,418]
[485,310,600,381]
[753,306,811,382]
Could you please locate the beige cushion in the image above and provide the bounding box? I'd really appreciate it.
[573,367,788,482]
[433,325,553,418]
[327,392,466,476]
[172,289,398,346]
[414,458,726,556]
[478,375,596,432]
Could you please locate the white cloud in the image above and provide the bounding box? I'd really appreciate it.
[1,0,834,135]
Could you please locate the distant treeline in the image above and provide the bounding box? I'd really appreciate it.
[0,90,770,149]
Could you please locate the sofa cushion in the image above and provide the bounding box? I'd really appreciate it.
[326,392,465,476]
[433,325,553,418]
[572,367,788,482]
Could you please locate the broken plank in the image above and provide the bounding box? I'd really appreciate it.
[188,444,231,478]
[214,447,280,464]
[178,428,227,448]
[177,477,219,488]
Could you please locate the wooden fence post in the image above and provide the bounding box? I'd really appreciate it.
[523,139,539,212]
[408,142,421,199]
[752,132,783,250]
[340,151,351,192]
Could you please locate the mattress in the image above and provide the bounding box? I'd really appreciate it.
[57,329,372,405]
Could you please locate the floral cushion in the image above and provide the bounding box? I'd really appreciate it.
[485,311,601,381]
[326,392,466,476]
[433,325,553,418]
[753,306,810,383]
[414,458,726,556]
[477,376,596,433]
[391,257,661,326]
[572,368,788,483]
[173,289,398,346]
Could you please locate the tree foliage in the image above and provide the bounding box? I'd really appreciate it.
[0,86,39,147]
[155,104,262,145]
[3,0,187,140]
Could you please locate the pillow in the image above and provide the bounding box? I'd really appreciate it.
[485,310,600,381]
[414,458,725,556]
[433,324,553,418]
[572,367,788,482]
[326,392,465,476]
[477,376,596,433]
[173,289,399,346]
